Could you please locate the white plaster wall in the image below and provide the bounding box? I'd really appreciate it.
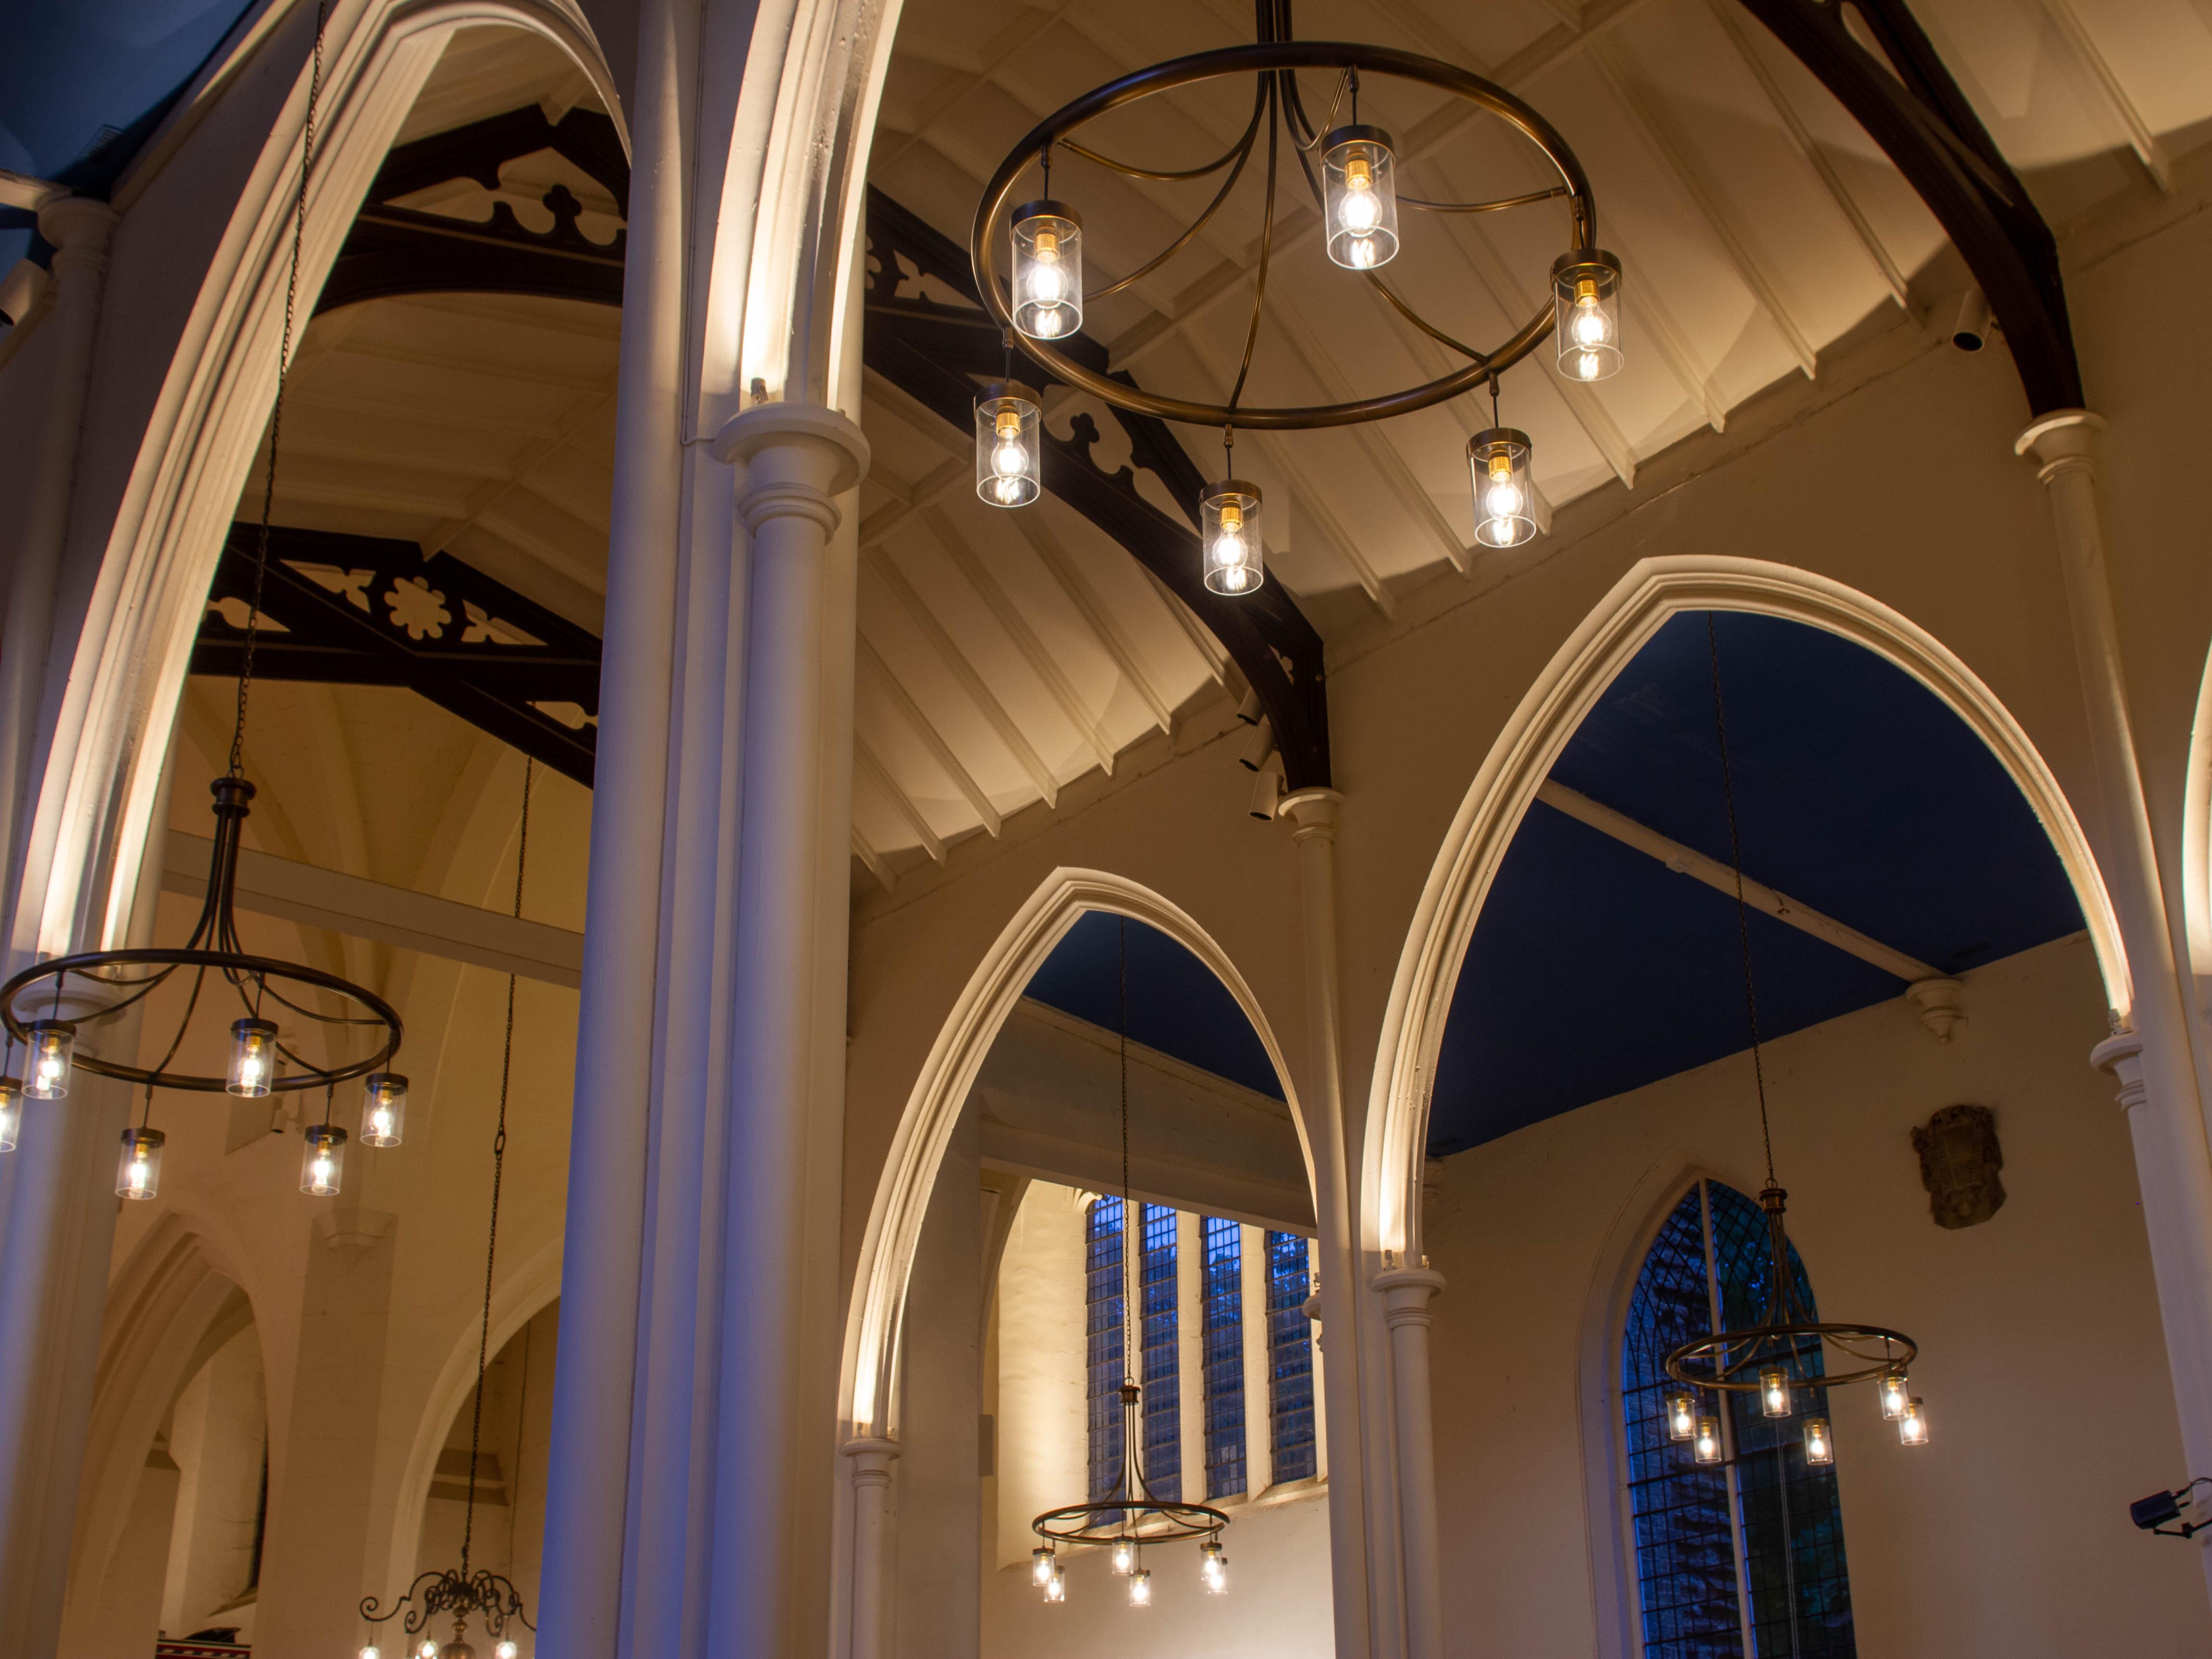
[161,1324,267,1638]
[1422,931,2212,1658]
[992,1180,1089,1575]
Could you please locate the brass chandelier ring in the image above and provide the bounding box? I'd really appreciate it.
[969,39,1598,431]
[1665,1321,1921,1393]
[1033,1495,1234,1546]
[0,948,403,1094]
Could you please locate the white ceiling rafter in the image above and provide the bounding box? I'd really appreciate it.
[1698,0,1911,309]
[851,824,896,891]
[423,389,617,557]
[854,732,949,863]
[1008,511,1178,733]
[1588,38,1819,379]
[862,545,1062,807]
[2035,0,2171,193]
[856,636,1003,836]
[1137,565,1232,688]
[919,506,1119,775]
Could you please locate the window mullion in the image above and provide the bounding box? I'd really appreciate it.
[1700,1179,1759,1659]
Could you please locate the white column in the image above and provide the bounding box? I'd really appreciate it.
[1371,1266,1446,1659]
[1279,787,1375,1659]
[844,1437,898,1659]
[535,0,685,1639]
[2020,411,2212,1606]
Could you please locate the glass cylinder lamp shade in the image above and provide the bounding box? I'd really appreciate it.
[1202,479,1265,595]
[0,1078,20,1151]
[117,1127,165,1200]
[301,1123,347,1195]
[1551,249,1623,382]
[1878,1371,1910,1420]
[1111,1537,1135,1575]
[24,1020,75,1099]
[1469,428,1536,549]
[1201,1538,1228,1594]
[1666,1392,1697,1441]
[1044,1561,1067,1603]
[1323,126,1399,270]
[976,382,1042,508]
[361,1072,408,1148]
[1032,1545,1056,1588]
[1803,1416,1834,1466]
[1760,1367,1792,1418]
[1693,1415,1723,1465]
[1011,202,1082,340]
[1898,1397,1929,1447]
[228,1017,279,1096]
[1128,1567,1152,1608]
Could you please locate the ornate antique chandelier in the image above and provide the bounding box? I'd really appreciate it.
[1029,918,1230,1605]
[1660,618,1930,1469]
[0,0,405,1198]
[361,764,540,1659]
[968,0,1623,593]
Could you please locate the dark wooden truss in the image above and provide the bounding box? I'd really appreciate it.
[194,524,602,786]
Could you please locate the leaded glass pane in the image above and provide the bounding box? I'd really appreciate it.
[1140,1203,1181,1499]
[1201,1215,1246,1498]
[1086,1197,1126,1500]
[1266,1230,1317,1483]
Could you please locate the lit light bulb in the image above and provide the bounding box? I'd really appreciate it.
[361,1646,382,1659]
[0,1078,21,1153]
[1345,235,1377,269]
[24,1021,73,1099]
[1574,350,1603,381]
[1033,1546,1056,1588]
[1484,469,1524,522]
[35,1043,65,1092]
[1693,1416,1723,1465]
[1045,1561,1067,1603]
[1898,1397,1929,1447]
[1201,1539,1228,1594]
[1112,1537,1135,1575]
[229,1017,278,1097]
[312,1152,334,1185]
[1032,306,1066,339]
[993,437,1027,479]
[496,1641,518,1659]
[371,1105,394,1137]
[419,1642,439,1659]
[1215,515,1247,567]
[362,1072,407,1148]
[1026,235,1067,305]
[1760,1368,1792,1419]
[1879,1372,1909,1421]
[1128,1568,1152,1608]
[129,1155,150,1195]
[1666,1392,1696,1442]
[1571,293,1611,348]
[1339,168,1381,234]
[1804,1417,1833,1466]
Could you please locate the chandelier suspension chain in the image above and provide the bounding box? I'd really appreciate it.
[230,0,328,781]
[460,758,534,1579]
[1705,613,1778,1193]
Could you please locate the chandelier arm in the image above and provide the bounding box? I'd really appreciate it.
[1400,183,1572,214]
[1084,90,1266,303]
[1059,76,1267,183]
[1362,271,1489,363]
[970,41,1597,429]
[1225,77,1281,416]
[144,964,211,1081]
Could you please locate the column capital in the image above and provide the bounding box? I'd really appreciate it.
[842,1435,900,1483]
[2015,408,2106,483]
[713,401,871,535]
[35,196,116,254]
[1281,787,1345,842]
[2092,1028,2149,1112]
[1373,1264,1446,1329]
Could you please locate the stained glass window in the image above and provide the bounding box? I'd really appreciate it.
[1201,1215,1246,1498]
[1140,1203,1181,1500]
[1266,1230,1317,1483]
[1622,1182,1856,1659]
[1086,1197,1126,1500]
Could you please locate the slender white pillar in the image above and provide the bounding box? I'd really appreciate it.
[1278,787,1375,1659]
[843,1437,898,1659]
[1371,1266,1446,1659]
[2020,412,2212,1603]
[534,0,686,1643]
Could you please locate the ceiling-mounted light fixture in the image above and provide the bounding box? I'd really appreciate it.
[969,3,1623,585]
[1029,917,1230,1600]
[0,0,401,1189]
[1662,616,1926,1468]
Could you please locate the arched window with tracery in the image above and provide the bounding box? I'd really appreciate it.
[1622,1180,1855,1659]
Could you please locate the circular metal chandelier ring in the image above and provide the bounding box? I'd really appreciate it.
[1032,1496,1233,1546]
[0,948,403,1094]
[970,39,1598,431]
[1664,1321,1920,1393]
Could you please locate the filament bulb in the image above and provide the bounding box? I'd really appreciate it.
[1128,1568,1152,1608]
[1112,1537,1135,1575]
[1339,161,1381,234]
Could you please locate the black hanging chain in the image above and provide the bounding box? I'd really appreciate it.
[1705,614,1778,1192]
[460,758,534,1579]
[229,0,329,780]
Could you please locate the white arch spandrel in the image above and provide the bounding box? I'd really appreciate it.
[1362,555,2130,1265]
[839,867,1314,1441]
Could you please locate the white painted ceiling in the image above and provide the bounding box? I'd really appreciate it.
[239,3,2212,892]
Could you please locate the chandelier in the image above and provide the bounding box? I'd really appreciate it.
[1660,617,1930,1469]
[0,0,405,1199]
[1029,917,1230,1605]
[362,762,539,1659]
[967,0,1624,592]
